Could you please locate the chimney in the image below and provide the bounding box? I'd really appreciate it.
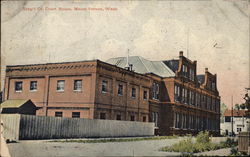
[179,51,183,57]
[205,68,208,72]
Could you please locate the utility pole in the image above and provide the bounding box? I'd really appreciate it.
[231,96,234,136]
[187,28,190,58]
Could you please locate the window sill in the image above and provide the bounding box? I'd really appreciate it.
[56,90,65,93]
[29,90,37,92]
[118,94,123,96]
[73,90,82,93]
[102,91,107,94]
[15,91,22,93]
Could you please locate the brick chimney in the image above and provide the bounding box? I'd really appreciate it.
[179,51,183,57]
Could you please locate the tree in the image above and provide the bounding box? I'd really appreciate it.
[234,104,240,110]
[240,103,246,110]
[220,103,228,122]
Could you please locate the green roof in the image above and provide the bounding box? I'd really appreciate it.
[0,99,30,108]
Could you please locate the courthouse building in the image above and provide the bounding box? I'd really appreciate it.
[3,51,220,135]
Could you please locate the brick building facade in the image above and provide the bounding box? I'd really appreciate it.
[3,51,220,135]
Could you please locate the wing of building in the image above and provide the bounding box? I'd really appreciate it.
[3,51,221,136]
[221,109,249,135]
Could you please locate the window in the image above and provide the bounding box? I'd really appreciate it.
[174,85,181,102]
[189,90,192,105]
[225,116,231,122]
[102,80,108,93]
[190,69,195,81]
[30,81,37,91]
[57,80,65,91]
[131,87,136,98]
[153,83,159,100]
[196,93,200,107]
[212,82,216,91]
[143,116,147,122]
[72,112,80,118]
[237,128,241,132]
[116,114,121,120]
[100,112,106,119]
[152,112,159,127]
[55,112,62,117]
[118,84,123,95]
[182,65,188,77]
[143,90,148,100]
[74,80,82,91]
[15,81,23,92]
[130,115,135,121]
[185,89,188,104]
[182,88,185,103]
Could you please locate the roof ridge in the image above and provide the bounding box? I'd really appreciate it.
[137,56,150,73]
[158,61,175,76]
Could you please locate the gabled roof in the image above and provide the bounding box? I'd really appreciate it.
[106,56,175,78]
[197,75,205,84]
[224,109,246,117]
[0,99,30,108]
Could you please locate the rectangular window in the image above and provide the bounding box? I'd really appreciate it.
[212,82,216,91]
[116,114,121,120]
[143,90,148,100]
[189,90,192,105]
[30,81,37,91]
[174,113,178,128]
[74,80,82,91]
[118,84,123,95]
[100,112,106,119]
[72,112,80,118]
[174,85,179,102]
[102,80,108,93]
[130,115,135,121]
[15,81,23,92]
[225,116,231,122]
[190,69,195,81]
[182,65,188,77]
[152,112,159,127]
[185,89,188,104]
[196,93,200,107]
[132,87,136,98]
[55,112,62,117]
[153,83,159,100]
[57,80,65,91]
[143,116,147,122]
[182,88,185,103]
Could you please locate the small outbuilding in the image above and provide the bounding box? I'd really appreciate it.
[0,99,36,115]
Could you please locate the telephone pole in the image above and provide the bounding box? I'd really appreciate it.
[231,96,234,136]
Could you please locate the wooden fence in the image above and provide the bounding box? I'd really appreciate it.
[238,132,250,154]
[1,114,154,140]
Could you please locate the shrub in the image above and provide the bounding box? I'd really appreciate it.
[161,132,237,153]
[196,131,210,144]
[220,138,237,148]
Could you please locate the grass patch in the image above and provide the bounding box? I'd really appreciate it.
[160,131,237,154]
[51,135,178,143]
